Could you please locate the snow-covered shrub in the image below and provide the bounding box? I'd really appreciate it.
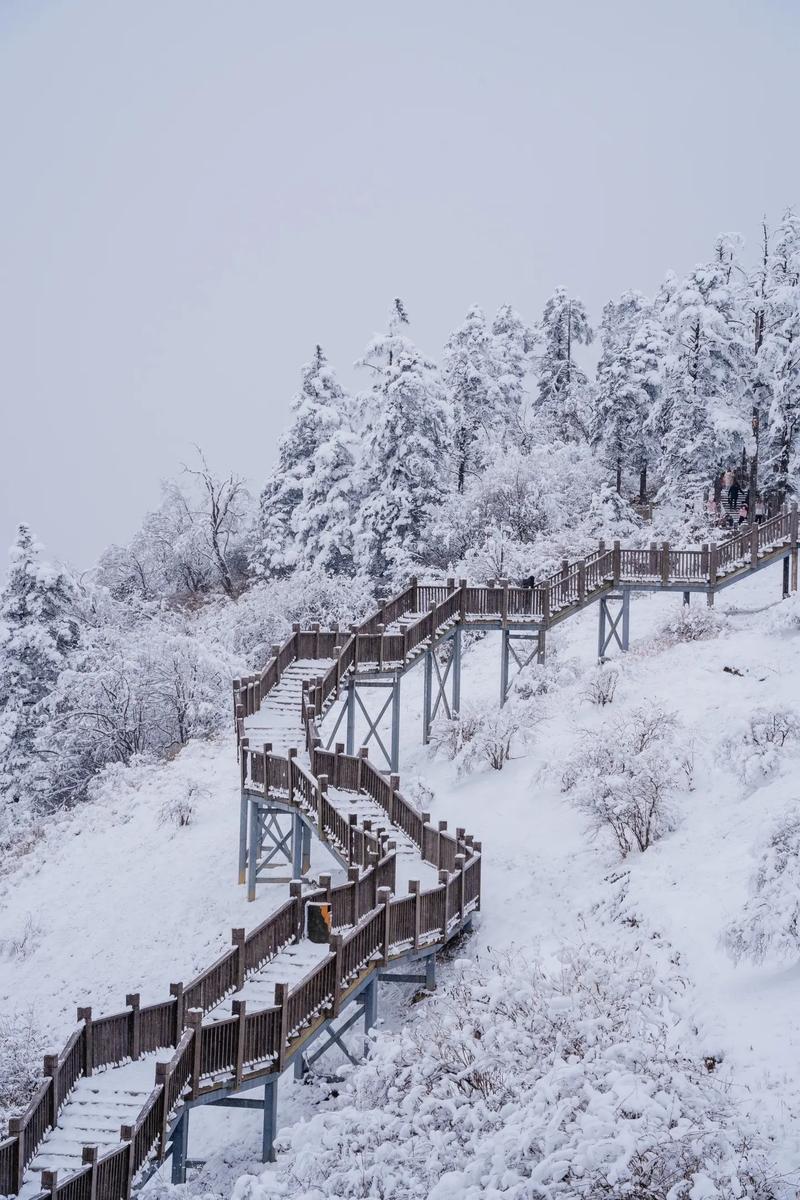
[0,1011,46,1133]
[657,602,723,645]
[770,592,800,635]
[158,781,201,828]
[582,663,619,706]
[431,699,535,773]
[400,776,435,814]
[512,648,581,699]
[723,812,800,965]
[260,944,773,1200]
[719,705,800,787]
[0,914,42,961]
[562,703,691,856]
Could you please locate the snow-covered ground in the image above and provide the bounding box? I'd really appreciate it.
[4,561,800,1194]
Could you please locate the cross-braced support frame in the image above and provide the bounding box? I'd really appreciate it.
[500,627,544,705]
[242,797,307,900]
[422,627,462,743]
[598,589,630,659]
[322,676,401,772]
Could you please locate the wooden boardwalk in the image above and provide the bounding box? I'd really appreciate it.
[4,505,797,1200]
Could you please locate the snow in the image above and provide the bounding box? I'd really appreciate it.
[6,560,800,1195]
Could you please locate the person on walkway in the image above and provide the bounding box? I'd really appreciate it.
[728,473,740,513]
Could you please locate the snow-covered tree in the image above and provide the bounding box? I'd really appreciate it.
[443,306,503,492]
[655,253,750,513]
[0,526,79,819]
[535,287,594,442]
[355,301,453,583]
[257,347,351,576]
[757,209,800,503]
[724,810,800,965]
[593,291,657,495]
[490,304,538,448]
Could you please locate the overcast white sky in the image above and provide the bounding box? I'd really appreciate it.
[1,0,799,570]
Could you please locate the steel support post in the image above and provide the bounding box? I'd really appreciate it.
[247,798,259,902]
[783,554,791,599]
[452,626,462,715]
[598,591,630,658]
[621,588,630,650]
[423,649,433,745]
[171,1109,189,1184]
[238,790,248,885]
[363,978,378,1056]
[537,628,546,665]
[425,954,436,991]
[301,822,312,874]
[683,590,691,606]
[262,1077,278,1163]
[291,813,303,880]
[500,630,510,707]
[345,680,356,756]
[390,674,401,772]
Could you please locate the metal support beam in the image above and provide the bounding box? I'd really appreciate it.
[425,955,436,991]
[783,554,790,599]
[291,813,303,880]
[238,790,248,885]
[170,1109,189,1184]
[452,625,462,715]
[262,1077,278,1163]
[423,648,433,745]
[247,798,258,902]
[301,822,312,875]
[598,590,630,659]
[500,628,542,704]
[683,590,690,606]
[346,680,356,755]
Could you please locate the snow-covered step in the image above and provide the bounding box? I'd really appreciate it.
[244,658,336,753]
[209,940,331,1021]
[326,787,439,892]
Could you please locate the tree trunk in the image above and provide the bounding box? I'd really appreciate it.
[639,464,647,502]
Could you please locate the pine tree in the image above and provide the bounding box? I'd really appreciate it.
[0,526,79,811]
[491,305,538,449]
[292,415,360,577]
[759,210,800,502]
[355,300,453,583]
[593,292,650,494]
[536,288,594,442]
[656,252,748,511]
[257,346,351,576]
[443,306,502,493]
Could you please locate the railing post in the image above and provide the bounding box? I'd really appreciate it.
[455,853,466,922]
[274,983,289,1072]
[661,542,670,587]
[500,578,509,627]
[348,812,358,864]
[437,820,448,869]
[612,541,621,584]
[438,869,450,938]
[125,993,141,1061]
[169,982,184,1041]
[119,1125,134,1198]
[287,746,297,803]
[41,1169,59,1200]
[409,575,419,612]
[541,583,550,626]
[289,880,304,943]
[43,1054,59,1131]
[231,928,246,990]
[577,559,586,602]
[377,623,385,670]
[331,933,344,1017]
[709,543,718,590]
[232,999,247,1086]
[82,1145,99,1200]
[459,577,468,622]
[78,1005,93,1077]
[791,502,799,592]
[409,879,421,950]
[154,1062,169,1159]
[186,1009,203,1100]
[348,865,360,925]
[357,745,368,791]
[377,886,392,964]
[750,523,759,566]
[388,773,399,824]
[7,1117,24,1197]
[700,543,709,576]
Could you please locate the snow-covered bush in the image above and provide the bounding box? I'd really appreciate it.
[0,1011,46,1134]
[719,706,800,787]
[431,699,535,773]
[723,812,800,965]
[770,592,800,635]
[0,914,42,961]
[657,602,723,646]
[562,703,692,856]
[259,943,773,1200]
[158,781,202,828]
[512,648,581,699]
[582,663,619,706]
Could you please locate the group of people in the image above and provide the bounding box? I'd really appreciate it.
[706,469,765,528]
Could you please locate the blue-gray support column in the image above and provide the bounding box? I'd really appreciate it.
[171,1109,189,1184]
[784,554,791,598]
[291,813,303,880]
[238,790,248,885]
[422,649,433,744]
[597,599,607,660]
[247,798,259,902]
[390,673,401,772]
[621,588,630,650]
[425,954,436,991]
[452,626,462,714]
[683,590,691,606]
[262,1077,278,1163]
[345,680,356,756]
[363,978,378,1056]
[500,629,510,707]
[301,822,312,874]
